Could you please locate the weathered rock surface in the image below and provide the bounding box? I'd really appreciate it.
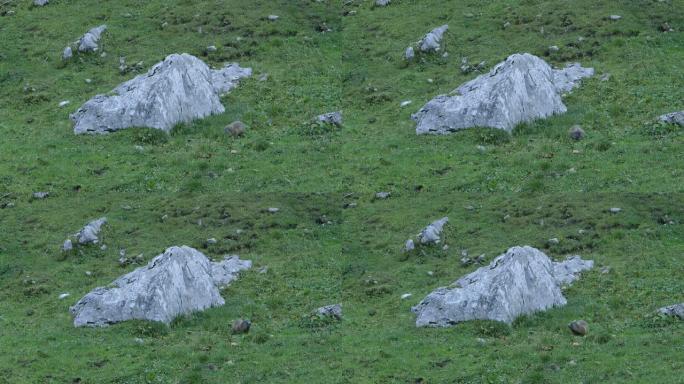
[404,46,415,61]
[316,304,343,319]
[659,111,684,126]
[417,217,448,244]
[317,111,343,126]
[553,255,594,285]
[71,54,251,134]
[375,0,390,6]
[76,217,107,245]
[70,246,251,327]
[659,303,684,319]
[412,53,593,135]
[412,246,593,326]
[62,46,73,61]
[78,25,107,53]
[33,0,49,6]
[419,25,448,52]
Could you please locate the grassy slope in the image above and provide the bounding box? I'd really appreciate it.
[0,0,683,383]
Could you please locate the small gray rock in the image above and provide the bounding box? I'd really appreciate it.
[404,46,415,61]
[375,191,390,200]
[267,207,279,213]
[62,46,73,61]
[569,125,585,140]
[609,207,622,214]
[76,217,107,245]
[404,239,415,252]
[375,0,390,6]
[316,304,342,320]
[659,303,684,319]
[609,15,622,21]
[317,111,343,126]
[267,15,279,21]
[33,0,49,5]
[32,191,49,199]
[78,25,107,53]
[206,45,217,52]
[419,25,448,52]
[659,111,684,126]
[62,239,73,252]
[417,217,448,244]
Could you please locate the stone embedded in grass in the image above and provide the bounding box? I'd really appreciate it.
[32,191,49,199]
[71,246,251,327]
[267,15,279,21]
[417,217,448,245]
[375,0,390,6]
[404,239,415,252]
[554,255,594,286]
[659,303,684,320]
[412,53,593,135]
[609,207,622,213]
[418,25,448,52]
[71,54,251,134]
[76,217,107,245]
[61,239,73,252]
[375,191,390,199]
[267,207,280,213]
[33,0,49,6]
[78,25,107,53]
[62,46,73,61]
[659,111,684,126]
[608,15,622,21]
[317,111,343,126]
[412,246,593,326]
[315,304,342,320]
[404,46,415,61]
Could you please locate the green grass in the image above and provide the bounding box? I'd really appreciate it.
[0,0,683,382]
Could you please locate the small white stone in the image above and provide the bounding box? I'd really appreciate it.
[548,238,560,245]
[58,100,70,107]
[401,293,412,300]
[85,271,92,276]
[609,15,622,21]
[400,100,412,107]
[609,207,622,213]
[206,45,217,52]
[267,207,280,213]
[267,15,279,21]
[58,293,70,300]
[207,238,217,244]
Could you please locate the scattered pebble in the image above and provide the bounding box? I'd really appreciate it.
[375,192,390,199]
[600,73,611,82]
[404,46,415,61]
[267,15,279,21]
[609,15,622,21]
[548,238,560,245]
[600,266,611,274]
[400,100,412,107]
[206,45,217,52]
[400,293,412,300]
[58,100,70,108]
[609,207,622,213]
[404,239,415,252]
[267,207,280,213]
[32,191,49,199]
[207,238,217,245]
[224,121,246,137]
[58,293,70,300]
[548,45,559,52]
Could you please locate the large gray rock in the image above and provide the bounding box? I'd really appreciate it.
[412,246,593,326]
[76,217,107,245]
[419,25,448,52]
[78,25,107,53]
[412,53,594,135]
[71,54,251,134]
[70,246,251,327]
[659,111,684,126]
[659,303,684,319]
